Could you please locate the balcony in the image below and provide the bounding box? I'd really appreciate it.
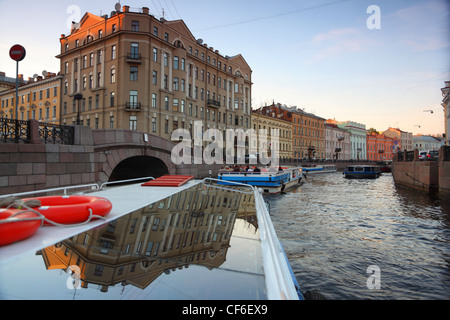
[126,52,142,64]
[207,99,221,108]
[125,102,141,111]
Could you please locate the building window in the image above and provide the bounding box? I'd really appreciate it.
[130,43,139,59]
[97,50,102,64]
[164,96,169,110]
[111,68,116,83]
[110,92,115,107]
[111,45,116,59]
[131,20,139,31]
[152,117,157,132]
[153,48,158,62]
[152,93,157,108]
[129,115,137,131]
[153,26,158,37]
[164,75,168,89]
[174,56,179,69]
[130,66,138,81]
[129,90,138,108]
[173,77,179,91]
[90,53,94,66]
[98,29,103,38]
[164,32,169,42]
[110,116,114,128]
[97,72,102,87]
[152,71,157,85]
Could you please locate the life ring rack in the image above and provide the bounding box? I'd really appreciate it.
[0,195,112,246]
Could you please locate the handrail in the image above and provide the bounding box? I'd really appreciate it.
[100,176,154,189]
[0,183,100,199]
[201,177,255,194]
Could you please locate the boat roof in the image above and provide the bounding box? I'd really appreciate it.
[0,178,300,300]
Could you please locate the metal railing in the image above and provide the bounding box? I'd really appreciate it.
[39,122,74,144]
[0,118,29,143]
[0,118,74,145]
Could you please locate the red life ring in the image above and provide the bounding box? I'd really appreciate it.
[0,210,42,246]
[22,195,112,225]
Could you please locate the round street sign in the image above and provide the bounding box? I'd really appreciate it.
[9,44,26,62]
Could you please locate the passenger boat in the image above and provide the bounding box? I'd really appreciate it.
[217,167,303,194]
[343,165,381,179]
[0,176,303,300]
[301,164,337,174]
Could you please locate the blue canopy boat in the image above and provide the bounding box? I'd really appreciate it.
[218,167,303,194]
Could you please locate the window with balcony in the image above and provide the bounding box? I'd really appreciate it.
[130,43,139,59]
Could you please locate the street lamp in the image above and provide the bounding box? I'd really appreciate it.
[74,93,83,125]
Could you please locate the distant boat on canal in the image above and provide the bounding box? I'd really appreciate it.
[343,165,381,179]
[301,164,337,174]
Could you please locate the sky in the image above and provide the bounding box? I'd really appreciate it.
[0,0,449,135]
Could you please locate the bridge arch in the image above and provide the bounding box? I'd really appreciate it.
[93,129,176,184]
[109,155,169,182]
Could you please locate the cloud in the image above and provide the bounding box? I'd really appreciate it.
[311,28,375,61]
[392,0,450,52]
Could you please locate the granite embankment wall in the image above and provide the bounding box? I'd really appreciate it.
[392,146,450,199]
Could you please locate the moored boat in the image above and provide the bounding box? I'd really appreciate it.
[343,165,381,179]
[218,166,303,193]
[301,164,337,174]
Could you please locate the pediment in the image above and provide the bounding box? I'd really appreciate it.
[165,20,196,42]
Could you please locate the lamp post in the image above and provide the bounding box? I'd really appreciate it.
[74,93,83,125]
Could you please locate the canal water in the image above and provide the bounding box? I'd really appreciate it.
[264,172,450,300]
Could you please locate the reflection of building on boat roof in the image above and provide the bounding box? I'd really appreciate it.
[0,176,303,300]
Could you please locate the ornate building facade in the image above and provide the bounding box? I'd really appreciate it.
[57,5,252,143]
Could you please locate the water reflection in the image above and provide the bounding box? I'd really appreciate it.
[266,173,450,300]
[1,183,263,299]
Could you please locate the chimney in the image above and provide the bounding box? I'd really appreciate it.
[142,7,149,14]
[123,5,129,12]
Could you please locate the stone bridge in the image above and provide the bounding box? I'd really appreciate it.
[0,122,220,195]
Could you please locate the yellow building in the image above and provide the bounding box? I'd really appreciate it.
[251,109,292,161]
[0,72,62,123]
[57,5,252,141]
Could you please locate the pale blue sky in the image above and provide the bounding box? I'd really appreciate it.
[1,0,448,135]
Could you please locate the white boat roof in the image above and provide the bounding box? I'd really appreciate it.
[0,178,300,300]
